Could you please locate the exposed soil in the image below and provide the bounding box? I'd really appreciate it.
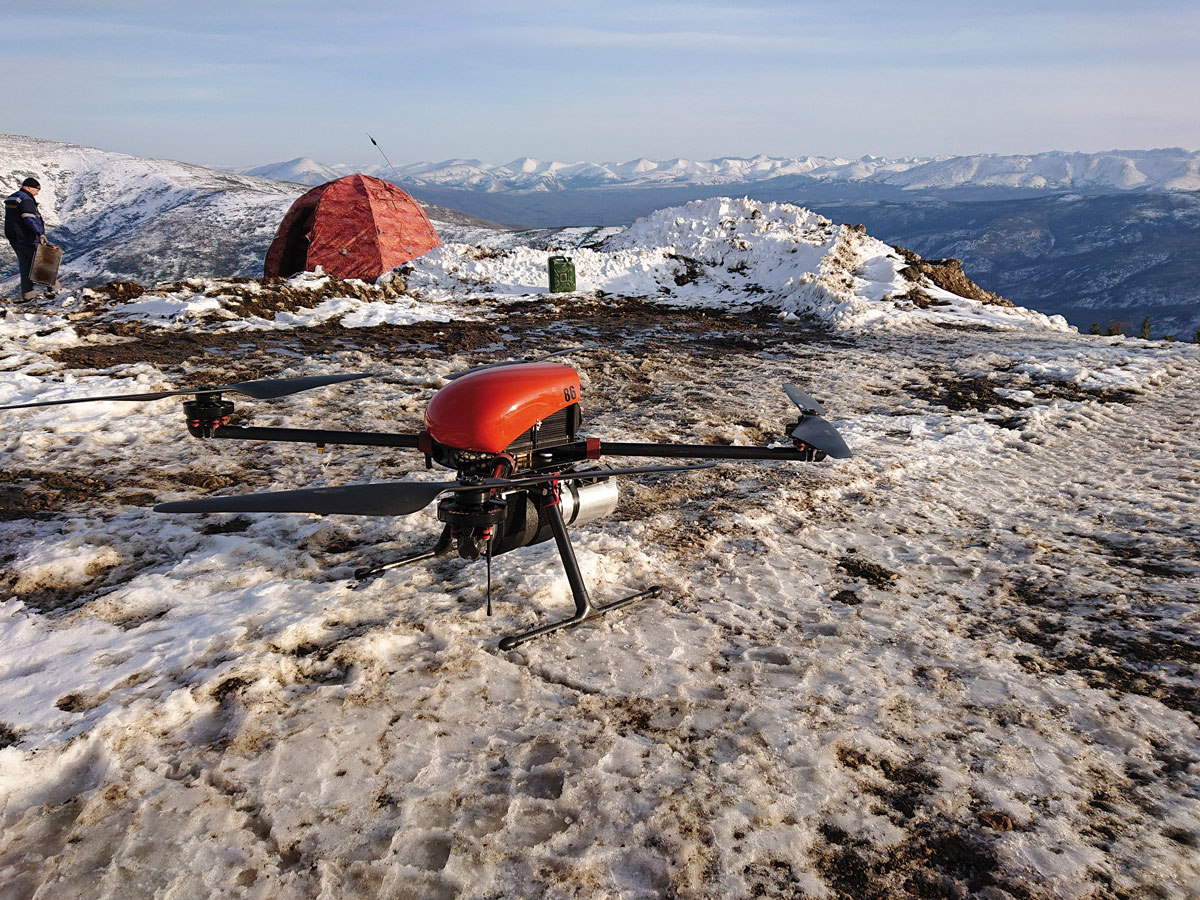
[900,369,1138,414]
[837,552,899,588]
[903,373,1013,413]
[0,469,110,520]
[70,275,409,322]
[813,821,1027,900]
[886,286,951,309]
[808,747,1032,900]
[894,246,1014,308]
[996,577,1200,718]
[53,295,837,379]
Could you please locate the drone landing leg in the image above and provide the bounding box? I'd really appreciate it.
[498,488,661,651]
[354,525,453,582]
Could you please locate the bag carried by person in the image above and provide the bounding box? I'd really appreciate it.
[31,241,62,286]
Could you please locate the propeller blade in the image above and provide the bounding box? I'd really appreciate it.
[155,481,448,517]
[783,383,825,415]
[790,416,852,459]
[446,347,588,381]
[0,373,371,410]
[154,463,715,519]
[223,373,372,400]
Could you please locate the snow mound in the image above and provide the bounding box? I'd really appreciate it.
[406,198,1072,334]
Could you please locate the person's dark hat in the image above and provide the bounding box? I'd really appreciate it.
[21,177,40,189]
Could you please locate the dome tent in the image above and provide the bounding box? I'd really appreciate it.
[264,174,441,281]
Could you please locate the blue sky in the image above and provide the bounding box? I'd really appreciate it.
[9,1,1199,168]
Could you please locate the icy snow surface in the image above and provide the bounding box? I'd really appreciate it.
[0,199,1198,899]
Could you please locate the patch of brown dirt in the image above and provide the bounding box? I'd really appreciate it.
[94,281,147,302]
[904,373,1013,413]
[813,819,1032,900]
[885,286,951,309]
[1002,579,1200,717]
[837,551,899,588]
[893,246,1013,307]
[52,296,837,378]
[0,469,109,520]
[201,275,407,319]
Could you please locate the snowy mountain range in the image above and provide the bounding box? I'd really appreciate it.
[245,148,1200,194]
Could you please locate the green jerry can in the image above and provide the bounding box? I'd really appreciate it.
[547,255,576,293]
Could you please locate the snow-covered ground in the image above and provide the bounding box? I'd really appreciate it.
[1,200,1198,899]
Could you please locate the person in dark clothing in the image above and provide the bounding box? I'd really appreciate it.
[4,177,47,300]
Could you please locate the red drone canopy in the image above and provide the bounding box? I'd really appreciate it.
[264,174,441,281]
[425,363,582,454]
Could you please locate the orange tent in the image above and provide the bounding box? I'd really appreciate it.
[264,174,441,281]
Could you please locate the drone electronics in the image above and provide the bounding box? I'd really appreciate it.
[1,354,851,649]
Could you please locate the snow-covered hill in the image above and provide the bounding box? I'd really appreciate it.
[0,134,301,290]
[3,135,1032,331]
[880,148,1200,192]
[239,156,350,185]
[7,134,1196,344]
[0,135,498,294]
[0,195,1197,897]
[256,148,1200,193]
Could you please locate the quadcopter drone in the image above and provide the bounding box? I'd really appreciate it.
[2,352,851,649]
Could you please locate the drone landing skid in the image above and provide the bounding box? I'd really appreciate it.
[498,485,662,651]
[351,491,660,650]
[498,585,663,651]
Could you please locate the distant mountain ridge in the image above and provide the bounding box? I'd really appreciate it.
[245,148,1200,194]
